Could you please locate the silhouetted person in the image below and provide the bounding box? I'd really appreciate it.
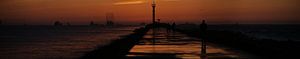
[171,22,176,39]
[200,20,207,57]
[54,21,63,26]
[200,20,207,34]
[166,23,171,40]
[171,22,176,33]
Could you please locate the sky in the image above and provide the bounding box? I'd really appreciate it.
[0,0,299,25]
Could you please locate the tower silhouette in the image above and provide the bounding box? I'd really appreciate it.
[152,0,157,52]
[152,0,156,24]
[106,13,115,26]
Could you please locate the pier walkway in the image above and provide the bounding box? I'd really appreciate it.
[126,28,257,59]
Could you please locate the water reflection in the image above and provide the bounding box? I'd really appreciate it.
[0,26,139,59]
[127,28,256,59]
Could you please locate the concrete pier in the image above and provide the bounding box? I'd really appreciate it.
[127,28,257,59]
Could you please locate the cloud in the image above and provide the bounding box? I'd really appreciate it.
[114,0,145,5]
[162,0,181,2]
[113,0,181,5]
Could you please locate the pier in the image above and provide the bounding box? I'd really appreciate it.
[78,24,259,59]
[125,27,257,59]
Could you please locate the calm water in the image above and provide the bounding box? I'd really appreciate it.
[208,24,300,41]
[0,26,140,59]
[177,24,300,41]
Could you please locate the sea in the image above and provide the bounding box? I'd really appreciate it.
[0,25,140,59]
[0,24,299,59]
[208,24,300,41]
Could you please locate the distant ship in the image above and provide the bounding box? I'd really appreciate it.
[106,20,114,26]
[106,13,115,26]
[54,21,63,26]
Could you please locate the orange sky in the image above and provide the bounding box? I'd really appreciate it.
[0,0,299,25]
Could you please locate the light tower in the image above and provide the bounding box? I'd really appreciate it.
[152,0,156,24]
[152,0,156,52]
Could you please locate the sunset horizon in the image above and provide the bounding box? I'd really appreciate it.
[0,0,299,59]
[1,0,299,25]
